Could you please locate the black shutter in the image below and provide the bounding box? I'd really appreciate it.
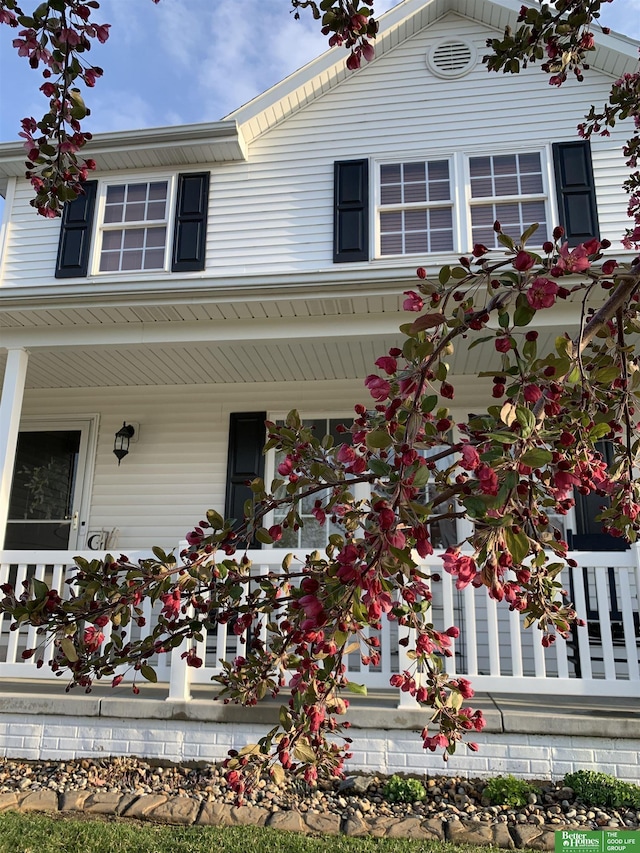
[225,412,266,547]
[569,441,628,551]
[172,172,209,272]
[334,159,369,263]
[55,181,98,278]
[552,141,600,246]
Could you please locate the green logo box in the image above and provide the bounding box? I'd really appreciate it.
[556,831,639,853]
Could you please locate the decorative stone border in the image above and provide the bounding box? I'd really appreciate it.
[0,790,562,848]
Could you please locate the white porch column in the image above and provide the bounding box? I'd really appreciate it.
[0,348,29,549]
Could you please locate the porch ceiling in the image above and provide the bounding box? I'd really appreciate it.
[0,329,568,388]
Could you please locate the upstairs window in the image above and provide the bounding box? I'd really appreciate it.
[99,180,169,273]
[379,160,453,255]
[469,153,548,248]
[55,172,210,279]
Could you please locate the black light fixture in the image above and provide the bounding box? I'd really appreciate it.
[113,422,135,465]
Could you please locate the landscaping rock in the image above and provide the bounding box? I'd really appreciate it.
[268,810,308,833]
[149,796,199,825]
[17,790,59,812]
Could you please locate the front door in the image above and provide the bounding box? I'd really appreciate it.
[5,422,91,550]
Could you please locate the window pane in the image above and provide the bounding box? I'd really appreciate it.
[428,181,450,202]
[149,181,168,201]
[430,230,454,252]
[495,175,519,196]
[124,202,146,222]
[429,207,452,229]
[470,178,492,198]
[381,233,403,255]
[520,173,543,194]
[103,204,124,224]
[380,211,402,232]
[405,231,428,253]
[404,183,427,203]
[123,228,145,249]
[380,164,401,184]
[493,155,517,175]
[122,250,144,270]
[99,252,121,272]
[405,209,428,231]
[427,160,449,182]
[469,157,490,178]
[145,227,166,248]
[144,249,165,269]
[102,230,123,250]
[381,184,402,205]
[127,184,147,203]
[471,205,494,227]
[147,201,167,220]
[403,162,426,182]
[519,152,541,173]
[106,185,126,204]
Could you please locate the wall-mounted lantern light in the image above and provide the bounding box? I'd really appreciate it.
[113,422,135,465]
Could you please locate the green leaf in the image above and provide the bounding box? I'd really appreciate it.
[293,741,317,763]
[513,294,536,327]
[516,406,536,439]
[595,366,621,383]
[421,394,438,414]
[140,664,158,683]
[31,577,49,601]
[498,311,510,328]
[366,429,393,450]
[439,265,451,285]
[589,423,611,441]
[60,638,78,663]
[497,233,515,250]
[520,222,540,245]
[463,495,488,518]
[504,528,530,564]
[411,465,430,488]
[520,448,553,468]
[345,681,368,696]
[255,527,274,545]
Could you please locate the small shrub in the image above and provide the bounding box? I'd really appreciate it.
[383,774,426,804]
[482,775,535,808]
[565,771,640,809]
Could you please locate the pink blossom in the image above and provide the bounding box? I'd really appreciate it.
[161,589,181,620]
[478,464,499,495]
[460,444,480,471]
[83,626,104,653]
[365,374,391,402]
[495,336,512,353]
[403,291,424,312]
[553,242,591,275]
[526,277,559,309]
[440,381,454,399]
[375,355,397,375]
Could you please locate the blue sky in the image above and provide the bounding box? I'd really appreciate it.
[0,0,638,143]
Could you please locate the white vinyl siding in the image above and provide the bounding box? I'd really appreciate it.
[0,13,633,289]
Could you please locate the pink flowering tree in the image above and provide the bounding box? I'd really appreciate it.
[3,222,640,795]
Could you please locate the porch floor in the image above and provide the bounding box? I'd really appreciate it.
[1,679,638,740]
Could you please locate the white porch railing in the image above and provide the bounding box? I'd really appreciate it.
[1,547,639,702]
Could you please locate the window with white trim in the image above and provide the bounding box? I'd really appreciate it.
[98,180,170,273]
[469,153,548,249]
[376,150,549,257]
[379,160,454,255]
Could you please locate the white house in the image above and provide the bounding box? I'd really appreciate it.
[0,0,639,778]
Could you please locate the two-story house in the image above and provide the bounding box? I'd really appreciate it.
[1,0,639,778]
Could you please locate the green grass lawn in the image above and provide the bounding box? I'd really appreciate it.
[0,811,511,853]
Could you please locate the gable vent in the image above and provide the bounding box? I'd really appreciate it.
[427,38,476,79]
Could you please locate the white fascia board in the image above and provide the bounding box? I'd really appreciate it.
[0,120,247,185]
